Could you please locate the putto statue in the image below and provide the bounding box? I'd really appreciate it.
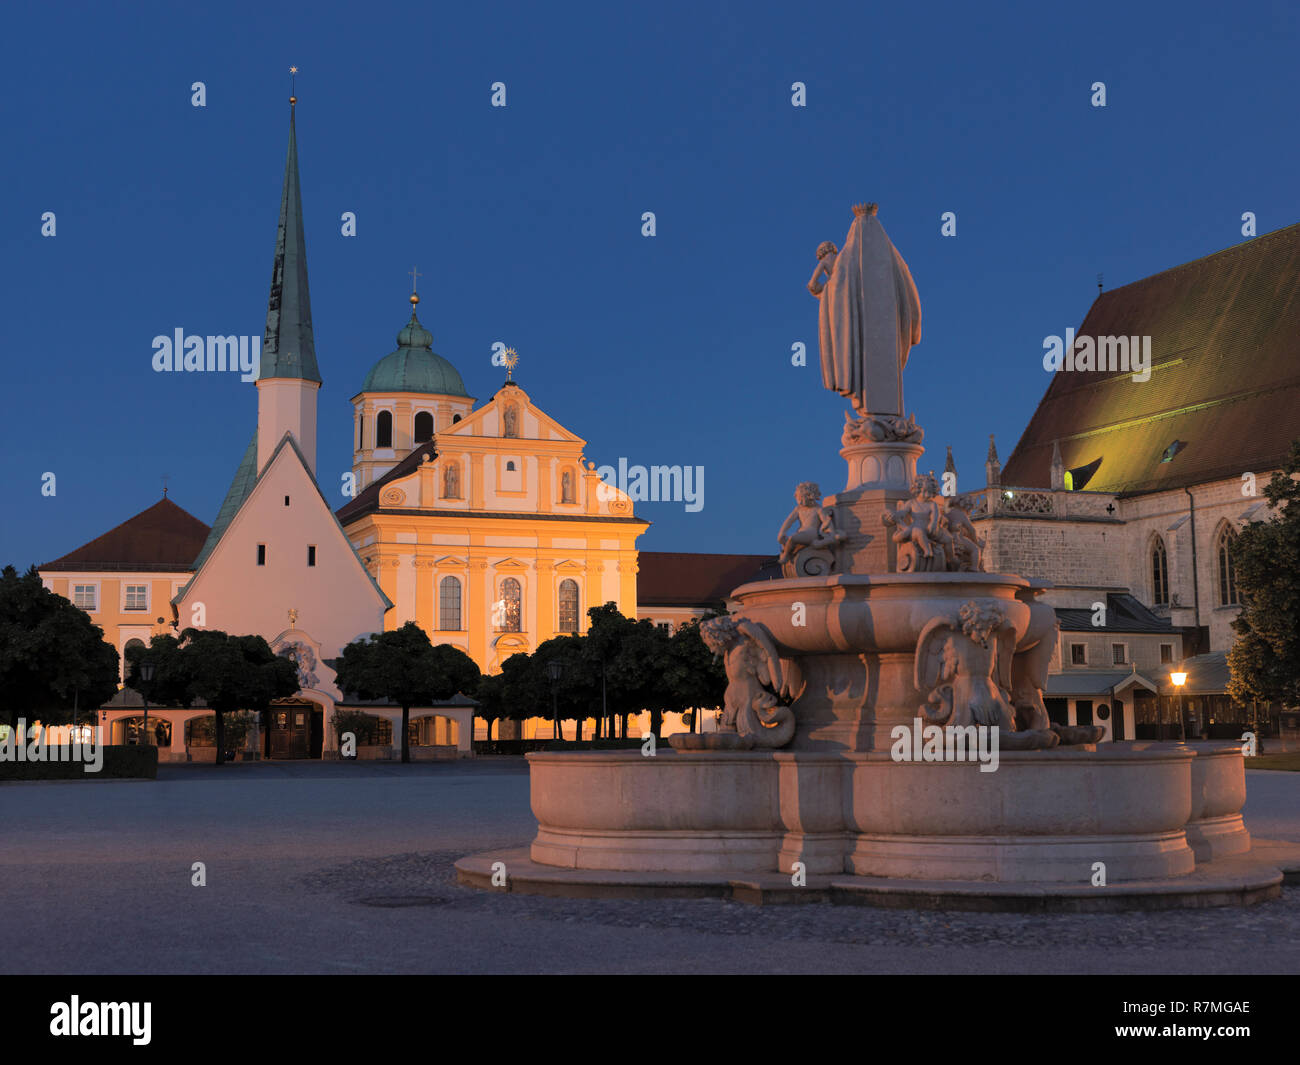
[807,203,922,417]
[777,482,845,576]
[945,493,986,573]
[697,615,795,749]
[883,473,951,572]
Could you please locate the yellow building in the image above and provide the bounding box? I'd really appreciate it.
[39,498,210,686]
[337,297,648,735]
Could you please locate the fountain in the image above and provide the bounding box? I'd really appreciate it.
[458,204,1299,909]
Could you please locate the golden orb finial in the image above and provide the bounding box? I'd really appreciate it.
[410,293,420,306]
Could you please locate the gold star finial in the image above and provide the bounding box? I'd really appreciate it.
[289,66,298,105]
[503,348,519,380]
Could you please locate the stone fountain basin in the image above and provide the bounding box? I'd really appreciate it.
[527,745,1211,882]
[729,573,1032,656]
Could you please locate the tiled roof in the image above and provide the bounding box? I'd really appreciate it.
[1002,223,1300,496]
[335,443,437,525]
[41,498,210,572]
[637,552,780,607]
[1056,593,1176,634]
[1045,670,1158,697]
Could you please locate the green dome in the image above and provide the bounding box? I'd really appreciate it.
[361,310,469,397]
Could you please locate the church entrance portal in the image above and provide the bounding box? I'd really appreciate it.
[268,702,323,759]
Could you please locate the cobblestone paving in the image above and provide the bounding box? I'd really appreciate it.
[301,849,1300,950]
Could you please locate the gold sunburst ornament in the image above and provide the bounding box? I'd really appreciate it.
[503,348,519,380]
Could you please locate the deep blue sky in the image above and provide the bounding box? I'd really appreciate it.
[4,0,1297,570]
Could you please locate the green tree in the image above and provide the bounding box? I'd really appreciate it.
[663,617,727,734]
[1227,441,1300,708]
[0,565,119,730]
[126,629,298,764]
[334,622,479,763]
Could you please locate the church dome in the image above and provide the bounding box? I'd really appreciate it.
[361,309,469,397]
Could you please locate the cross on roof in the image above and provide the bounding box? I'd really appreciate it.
[409,266,422,294]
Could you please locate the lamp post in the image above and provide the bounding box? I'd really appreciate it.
[138,658,157,748]
[546,660,564,741]
[1170,665,1188,742]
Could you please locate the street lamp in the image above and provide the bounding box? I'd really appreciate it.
[140,659,156,748]
[546,660,564,741]
[1170,665,1188,742]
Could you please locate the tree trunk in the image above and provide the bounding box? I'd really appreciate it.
[401,706,410,763]
[650,708,663,740]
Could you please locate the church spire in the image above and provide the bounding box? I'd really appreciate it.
[260,95,320,384]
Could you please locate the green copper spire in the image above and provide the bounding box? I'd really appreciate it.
[260,102,321,384]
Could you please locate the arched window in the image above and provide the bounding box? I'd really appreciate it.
[497,578,522,632]
[452,414,462,424]
[376,410,393,448]
[413,411,434,444]
[558,579,579,633]
[506,460,516,472]
[1217,525,1239,606]
[439,576,462,631]
[123,638,146,679]
[358,414,365,449]
[1151,535,1169,606]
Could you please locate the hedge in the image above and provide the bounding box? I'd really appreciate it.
[0,744,159,781]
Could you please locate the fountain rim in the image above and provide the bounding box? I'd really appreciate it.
[730,571,1038,598]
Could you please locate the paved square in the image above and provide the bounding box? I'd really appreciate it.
[3,762,1298,974]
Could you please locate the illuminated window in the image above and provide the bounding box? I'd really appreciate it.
[558,579,579,633]
[497,578,522,632]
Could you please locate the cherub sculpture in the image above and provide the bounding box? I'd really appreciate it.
[777,482,844,576]
[944,493,986,572]
[698,615,795,749]
[883,473,951,572]
[914,600,1060,750]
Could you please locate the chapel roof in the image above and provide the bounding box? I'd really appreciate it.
[1001,222,1300,496]
[357,307,470,399]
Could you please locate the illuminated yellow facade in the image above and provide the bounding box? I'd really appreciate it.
[338,311,647,733]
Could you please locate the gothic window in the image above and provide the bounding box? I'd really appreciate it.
[439,576,462,631]
[414,411,434,444]
[376,410,393,448]
[1217,525,1239,606]
[497,577,522,632]
[558,579,579,633]
[1150,535,1169,606]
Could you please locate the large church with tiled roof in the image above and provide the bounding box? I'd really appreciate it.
[969,222,1300,744]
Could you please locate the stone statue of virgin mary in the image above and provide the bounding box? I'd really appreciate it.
[807,203,921,417]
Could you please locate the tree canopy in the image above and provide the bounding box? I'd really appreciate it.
[335,621,481,762]
[0,565,119,729]
[1227,440,1300,708]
